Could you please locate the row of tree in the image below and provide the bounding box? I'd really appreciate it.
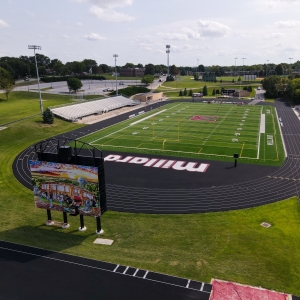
[262,75,300,104]
[2,53,299,81]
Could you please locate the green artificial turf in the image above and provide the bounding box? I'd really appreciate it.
[80,102,285,166]
[0,92,299,296]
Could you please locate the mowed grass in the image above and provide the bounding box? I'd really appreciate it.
[0,92,299,296]
[81,102,284,166]
[158,76,260,98]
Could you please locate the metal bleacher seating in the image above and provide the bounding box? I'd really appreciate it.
[51,96,139,121]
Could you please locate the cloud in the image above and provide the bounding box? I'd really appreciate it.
[275,20,300,28]
[156,32,188,41]
[0,19,9,28]
[77,22,83,26]
[83,33,107,41]
[89,5,135,22]
[264,32,284,39]
[74,0,135,22]
[73,0,133,8]
[197,20,230,37]
[182,27,202,40]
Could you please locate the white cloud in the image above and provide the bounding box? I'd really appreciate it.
[182,27,202,40]
[74,0,135,22]
[73,0,133,8]
[156,32,188,41]
[77,22,83,26]
[89,5,135,22]
[89,0,133,9]
[283,45,299,52]
[0,19,9,28]
[264,32,284,39]
[83,33,107,40]
[275,20,300,28]
[197,20,230,37]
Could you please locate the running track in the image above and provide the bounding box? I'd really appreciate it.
[13,99,300,214]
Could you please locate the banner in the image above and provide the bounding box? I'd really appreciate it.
[29,160,100,217]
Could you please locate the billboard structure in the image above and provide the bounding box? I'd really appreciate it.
[243,74,256,82]
[30,137,107,233]
[30,161,100,217]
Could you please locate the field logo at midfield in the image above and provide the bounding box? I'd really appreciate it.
[190,115,219,122]
[104,155,209,173]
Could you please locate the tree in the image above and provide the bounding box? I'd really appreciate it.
[183,88,187,96]
[67,77,82,93]
[180,69,186,76]
[141,74,154,85]
[232,79,235,83]
[42,108,54,124]
[144,64,155,75]
[194,73,199,80]
[99,64,111,74]
[287,78,300,104]
[198,64,205,72]
[275,64,284,76]
[170,64,180,76]
[166,75,174,81]
[212,88,216,96]
[0,67,14,100]
[203,85,208,96]
[179,90,183,96]
[188,89,193,96]
[262,75,281,98]
[124,62,135,68]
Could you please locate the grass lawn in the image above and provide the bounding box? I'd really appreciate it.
[0,92,299,296]
[160,76,260,98]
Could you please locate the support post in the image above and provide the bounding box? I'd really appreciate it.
[78,214,86,231]
[46,209,54,226]
[62,212,70,229]
[96,216,104,234]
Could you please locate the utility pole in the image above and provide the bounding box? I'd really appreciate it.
[28,45,43,115]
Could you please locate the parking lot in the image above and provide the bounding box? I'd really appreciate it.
[13,79,146,96]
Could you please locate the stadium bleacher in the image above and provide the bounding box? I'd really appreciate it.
[51,96,139,121]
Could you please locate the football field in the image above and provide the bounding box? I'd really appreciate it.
[80,102,285,165]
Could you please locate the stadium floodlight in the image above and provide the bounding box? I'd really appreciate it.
[28,45,43,115]
[166,45,171,76]
[113,54,118,96]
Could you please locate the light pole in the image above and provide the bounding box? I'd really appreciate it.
[166,45,170,76]
[28,45,43,115]
[235,57,238,78]
[113,54,118,96]
[289,58,293,76]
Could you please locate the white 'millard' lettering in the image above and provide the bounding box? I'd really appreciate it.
[172,161,209,172]
[153,160,167,168]
[144,159,159,167]
[117,156,133,163]
[104,155,209,173]
[161,160,176,169]
[104,155,122,162]
[128,157,150,164]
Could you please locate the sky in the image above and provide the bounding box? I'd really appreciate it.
[1,0,300,67]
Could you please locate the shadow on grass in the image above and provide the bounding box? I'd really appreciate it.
[0,224,94,263]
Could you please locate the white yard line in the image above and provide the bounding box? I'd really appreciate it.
[90,104,182,144]
[130,109,167,126]
[95,143,258,159]
[257,106,263,159]
[203,105,234,145]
